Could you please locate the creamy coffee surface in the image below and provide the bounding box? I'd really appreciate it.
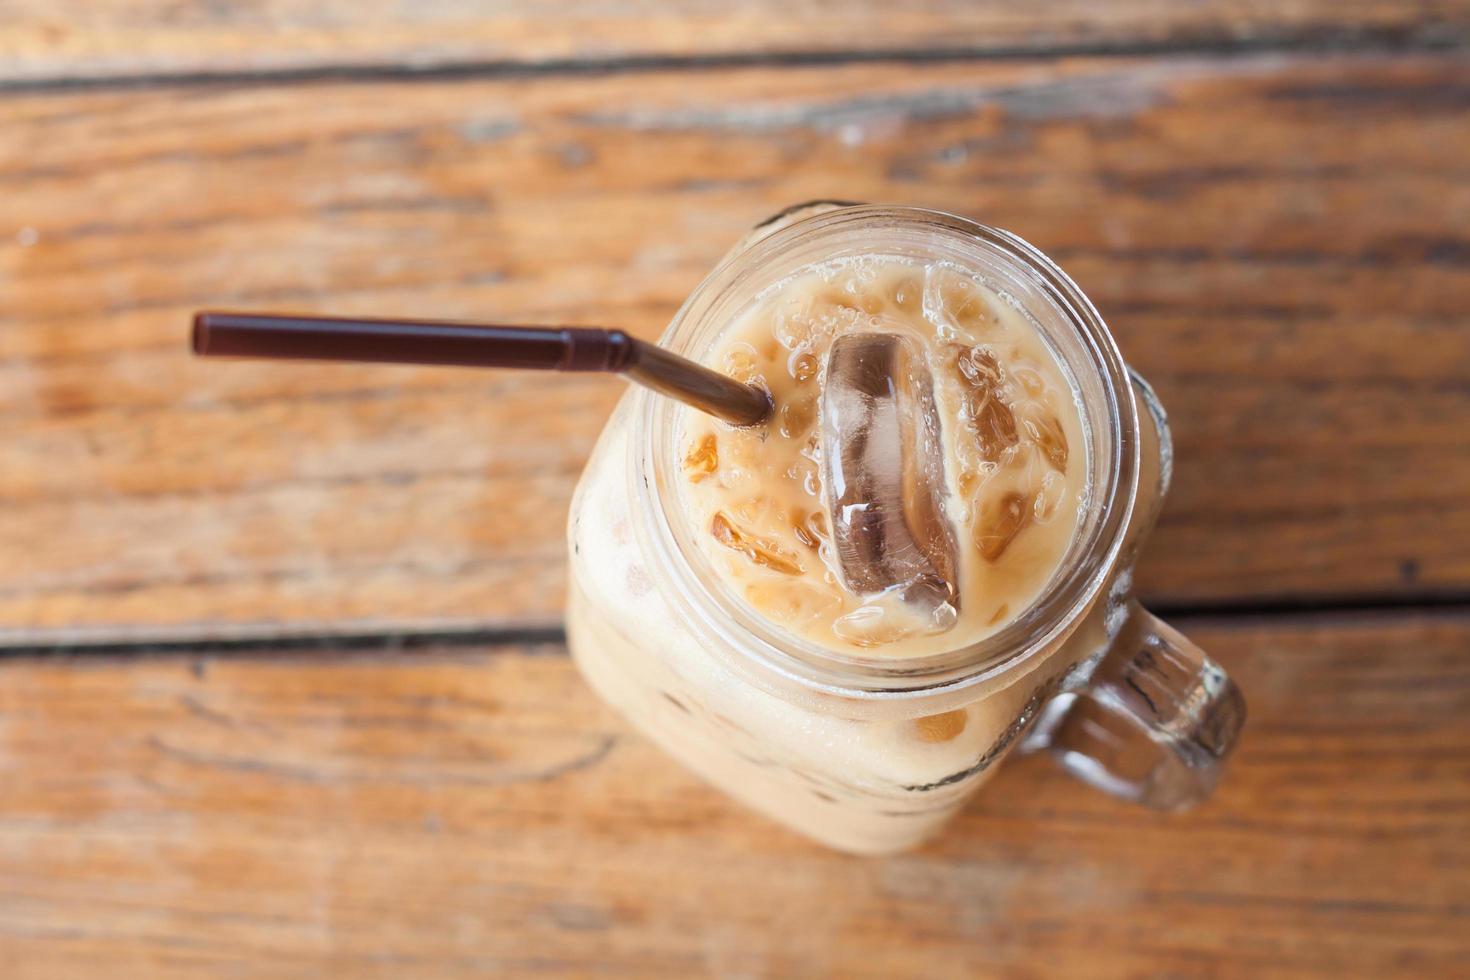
[678,257,1088,658]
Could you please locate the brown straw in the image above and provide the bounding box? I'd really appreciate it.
[192,312,772,426]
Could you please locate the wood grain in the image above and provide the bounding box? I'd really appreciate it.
[0,614,1464,978]
[2,1,1466,84]
[4,54,1469,639]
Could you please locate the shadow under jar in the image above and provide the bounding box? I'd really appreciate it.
[566,204,1244,855]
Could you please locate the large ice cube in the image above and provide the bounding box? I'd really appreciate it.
[820,332,960,641]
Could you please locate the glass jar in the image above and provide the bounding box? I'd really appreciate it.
[566,204,1244,855]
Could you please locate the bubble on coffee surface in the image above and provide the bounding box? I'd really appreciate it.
[679,257,1086,657]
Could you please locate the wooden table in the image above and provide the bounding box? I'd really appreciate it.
[3,4,1469,976]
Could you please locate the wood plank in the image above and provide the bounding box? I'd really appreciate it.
[0,614,1465,977]
[4,54,1470,639]
[2,1,1466,84]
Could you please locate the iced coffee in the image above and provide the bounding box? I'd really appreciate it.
[567,205,1242,854]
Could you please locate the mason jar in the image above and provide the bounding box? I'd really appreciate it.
[566,203,1245,855]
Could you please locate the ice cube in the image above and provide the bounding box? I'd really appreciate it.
[791,508,827,551]
[891,275,922,313]
[1012,365,1046,398]
[1033,470,1066,523]
[744,580,841,631]
[975,490,1031,562]
[951,345,1020,463]
[710,511,804,576]
[1021,407,1069,472]
[683,433,719,483]
[820,332,960,634]
[913,709,968,743]
[924,267,993,339]
[831,591,959,648]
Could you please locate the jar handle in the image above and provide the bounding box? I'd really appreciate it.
[1034,602,1245,809]
[1025,374,1244,809]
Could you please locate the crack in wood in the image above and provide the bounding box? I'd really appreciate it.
[2,29,1465,95]
[144,733,618,786]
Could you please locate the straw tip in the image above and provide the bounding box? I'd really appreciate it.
[191,312,212,355]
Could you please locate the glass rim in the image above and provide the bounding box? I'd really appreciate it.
[630,205,1140,699]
